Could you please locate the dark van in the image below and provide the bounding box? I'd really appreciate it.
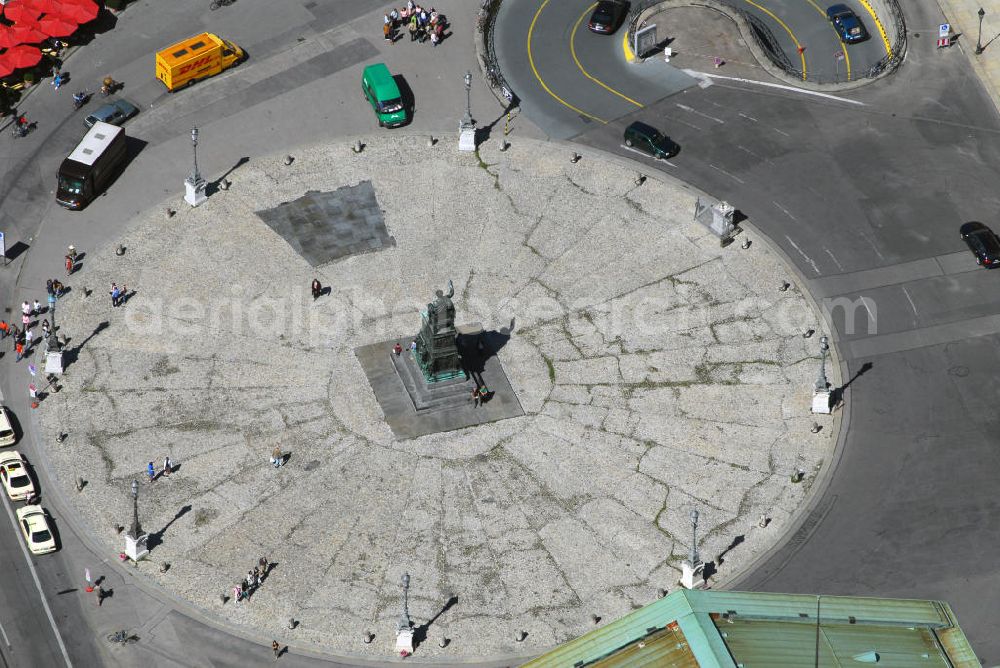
[56,121,127,210]
[623,121,677,160]
[362,63,407,127]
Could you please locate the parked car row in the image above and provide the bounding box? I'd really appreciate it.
[0,406,56,555]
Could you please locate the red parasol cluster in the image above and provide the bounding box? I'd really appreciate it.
[0,0,99,79]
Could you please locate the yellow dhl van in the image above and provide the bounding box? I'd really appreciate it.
[155,32,244,92]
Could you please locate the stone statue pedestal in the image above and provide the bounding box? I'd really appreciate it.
[395,628,414,655]
[679,560,705,589]
[811,389,832,414]
[184,176,207,207]
[44,350,63,374]
[124,532,149,562]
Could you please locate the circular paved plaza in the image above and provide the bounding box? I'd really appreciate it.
[37,135,835,658]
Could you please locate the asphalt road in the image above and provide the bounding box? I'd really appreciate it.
[0,0,520,666]
[493,0,1000,662]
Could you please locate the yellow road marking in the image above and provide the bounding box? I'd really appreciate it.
[742,0,807,80]
[856,0,893,58]
[622,30,634,62]
[571,4,643,107]
[803,0,851,80]
[527,0,606,123]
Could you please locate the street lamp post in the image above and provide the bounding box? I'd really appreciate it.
[394,572,415,656]
[680,507,705,589]
[811,335,832,414]
[458,71,476,152]
[814,335,829,393]
[977,8,986,55]
[183,127,207,207]
[689,509,699,565]
[123,478,149,561]
[461,71,474,130]
[129,479,142,537]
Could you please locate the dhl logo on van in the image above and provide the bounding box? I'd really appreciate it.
[177,55,213,75]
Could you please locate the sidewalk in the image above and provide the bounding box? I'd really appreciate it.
[937,0,1000,113]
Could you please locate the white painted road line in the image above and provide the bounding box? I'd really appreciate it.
[709,163,745,184]
[682,69,866,106]
[619,145,677,167]
[824,248,844,272]
[675,103,725,124]
[785,235,821,275]
[738,112,758,122]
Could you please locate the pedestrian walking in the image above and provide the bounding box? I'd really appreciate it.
[120,284,128,305]
[65,254,73,276]
[259,556,268,574]
[33,299,41,315]
[271,447,283,468]
[471,385,480,408]
[85,568,91,585]
[311,278,322,300]
[15,341,23,362]
[163,456,172,476]
[28,383,36,400]
[21,300,30,318]
[21,312,29,328]
[430,30,439,47]
[24,328,32,350]
[46,279,54,297]
[67,245,77,264]
[252,565,260,588]
[95,585,103,606]
[234,584,243,602]
[41,320,50,340]
[53,280,64,298]
[146,461,155,482]
[110,283,120,307]
[383,17,391,42]
[272,640,280,660]
[0,320,8,339]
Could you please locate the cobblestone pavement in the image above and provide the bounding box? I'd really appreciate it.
[35,135,836,659]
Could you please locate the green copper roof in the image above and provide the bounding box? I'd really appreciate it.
[521,590,980,668]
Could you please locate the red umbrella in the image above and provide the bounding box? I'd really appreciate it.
[0,44,43,70]
[0,27,23,50]
[3,0,43,24]
[21,0,58,13]
[53,0,98,24]
[0,62,16,79]
[10,22,47,44]
[37,14,77,38]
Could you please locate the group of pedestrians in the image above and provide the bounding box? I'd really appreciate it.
[233,556,270,603]
[3,299,53,362]
[109,282,129,307]
[384,2,448,46]
[146,456,173,482]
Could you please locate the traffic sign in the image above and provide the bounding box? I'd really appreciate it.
[939,23,951,39]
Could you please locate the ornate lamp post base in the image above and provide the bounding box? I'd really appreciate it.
[811,389,832,414]
[184,177,207,207]
[679,559,705,589]
[395,627,414,656]
[458,126,476,152]
[124,532,149,562]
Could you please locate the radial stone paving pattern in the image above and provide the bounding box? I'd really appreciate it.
[37,136,837,659]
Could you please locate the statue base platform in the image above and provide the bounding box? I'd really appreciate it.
[184,178,207,207]
[811,389,832,414]
[355,326,524,439]
[395,628,414,655]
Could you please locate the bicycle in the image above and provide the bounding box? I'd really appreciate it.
[209,0,235,10]
[106,630,137,644]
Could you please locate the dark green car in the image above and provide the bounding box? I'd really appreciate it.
[362,63,407,128]
[624,121,677,159]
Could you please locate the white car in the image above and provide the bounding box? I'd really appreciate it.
[16,505,56,555]
[0,406,15,446]
[0,451,34,501]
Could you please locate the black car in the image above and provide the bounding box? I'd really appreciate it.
[588,0,627,35]
[960,222,1000,268]
[623,121,677,159]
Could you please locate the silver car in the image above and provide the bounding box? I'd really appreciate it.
[84,98,139,128]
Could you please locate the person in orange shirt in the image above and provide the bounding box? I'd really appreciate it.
[0,320,8,339]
